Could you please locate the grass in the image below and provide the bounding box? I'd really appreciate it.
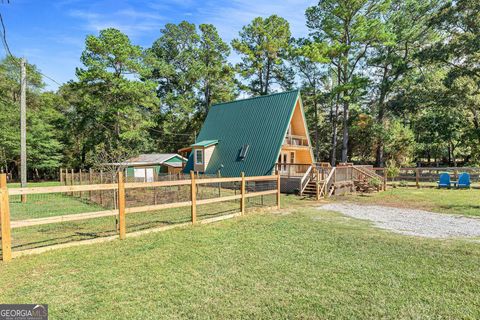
[9,194,107,220]
[0,204,478,319]
[343,187,480,217]
[8,181,62,188]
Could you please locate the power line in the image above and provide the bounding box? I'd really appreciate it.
[0,11,15,59]
[0,11,62,86]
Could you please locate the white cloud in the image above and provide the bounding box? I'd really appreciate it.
[195,0,317,42]
[69,8,164,37]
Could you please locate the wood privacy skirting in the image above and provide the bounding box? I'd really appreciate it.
[0,172,281,261]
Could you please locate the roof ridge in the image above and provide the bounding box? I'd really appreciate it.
[210,89,299,108]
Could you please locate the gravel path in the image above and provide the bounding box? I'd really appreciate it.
[320,203,480,239]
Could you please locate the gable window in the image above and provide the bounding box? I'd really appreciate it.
[195,149,204,164]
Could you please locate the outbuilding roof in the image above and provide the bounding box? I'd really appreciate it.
[109,153,187,167]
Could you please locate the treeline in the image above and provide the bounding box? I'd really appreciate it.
[0,0,479,179]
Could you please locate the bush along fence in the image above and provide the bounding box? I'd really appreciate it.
[0,172,280,262]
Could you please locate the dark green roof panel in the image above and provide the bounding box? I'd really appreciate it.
[184,90,300,176]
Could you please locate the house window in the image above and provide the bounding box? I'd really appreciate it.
[195,149,204,164]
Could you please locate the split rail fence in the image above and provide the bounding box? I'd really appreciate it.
[0,172,280,262]
[372,167,480,189]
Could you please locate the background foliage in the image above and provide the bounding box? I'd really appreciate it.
[0,0,478,179]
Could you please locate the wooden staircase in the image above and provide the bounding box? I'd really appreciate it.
[300,166,336,198]
[299,164,385,198]
[302,180,318,196]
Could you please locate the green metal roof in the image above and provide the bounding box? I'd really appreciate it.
[191,140,219,147]
[184,90,301,176]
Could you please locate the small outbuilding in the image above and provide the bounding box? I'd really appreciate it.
[123,153,187,182]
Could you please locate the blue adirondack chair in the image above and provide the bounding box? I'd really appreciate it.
[437,172,451,188]
[456,172,471,188]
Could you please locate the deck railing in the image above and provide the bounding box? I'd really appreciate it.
[283,135,309,147]
[275,163,311,177]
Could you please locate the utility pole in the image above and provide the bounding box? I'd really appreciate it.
[20,58,27,203]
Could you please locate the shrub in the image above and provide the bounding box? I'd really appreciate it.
[369,178,381,189]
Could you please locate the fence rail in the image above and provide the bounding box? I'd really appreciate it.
[0,172,280,261]
[372,167,480,188]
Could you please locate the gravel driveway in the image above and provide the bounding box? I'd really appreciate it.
[320,203,480,239]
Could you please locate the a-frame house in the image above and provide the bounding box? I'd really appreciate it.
[182,90,314,192]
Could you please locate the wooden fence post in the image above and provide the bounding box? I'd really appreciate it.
[117,171,126,240]
[89,168,93,201]
[240,172,245,215]
[276,171,281,209]
[415,168,420,189]
[0,174,12,261]
[59,168,63,183]
[79,169,83,198]
[316,169,320,201]
[70,169,74,196]
[218,171,221,197]
[383,169,387,191]
[99,170,104,206]
[190,171,197,224]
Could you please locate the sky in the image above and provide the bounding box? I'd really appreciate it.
[0,0,317,90]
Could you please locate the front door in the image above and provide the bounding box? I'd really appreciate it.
[278,152,293,174]
[145,168,154,182]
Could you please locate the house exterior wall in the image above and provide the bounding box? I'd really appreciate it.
[193,145,216,173]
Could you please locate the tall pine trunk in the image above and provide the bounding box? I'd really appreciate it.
[330,95,339,166]
[341,100,349,163]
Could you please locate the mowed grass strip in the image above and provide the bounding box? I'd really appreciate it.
[343,187,480,217]
[0,206,479,319]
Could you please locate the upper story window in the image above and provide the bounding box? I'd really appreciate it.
[195,149,204,165]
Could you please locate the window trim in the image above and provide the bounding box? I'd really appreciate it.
[195,149,204,165]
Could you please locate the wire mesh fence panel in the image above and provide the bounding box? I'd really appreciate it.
[125,185,191,208]
[246,194,277,209]
[6,187,118,253]
[245,178,278,209]
[1,172,280,259]
[125,205,192,233]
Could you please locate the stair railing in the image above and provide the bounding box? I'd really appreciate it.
[352,166,384,191]
[320,167,336,198]
[299,165,314,195]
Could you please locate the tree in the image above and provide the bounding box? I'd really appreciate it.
[71,28,158,165]
[148,21,236,152]
[0,56,63,179]
[232,15,293,95]
[289,38,329,160]
[197,24,237,118]
[306,0,390,163]
[369,0,440,166]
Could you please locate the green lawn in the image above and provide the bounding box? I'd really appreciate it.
[8,181,62,188]
[343,187,480,217]
[0,203,478,319]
